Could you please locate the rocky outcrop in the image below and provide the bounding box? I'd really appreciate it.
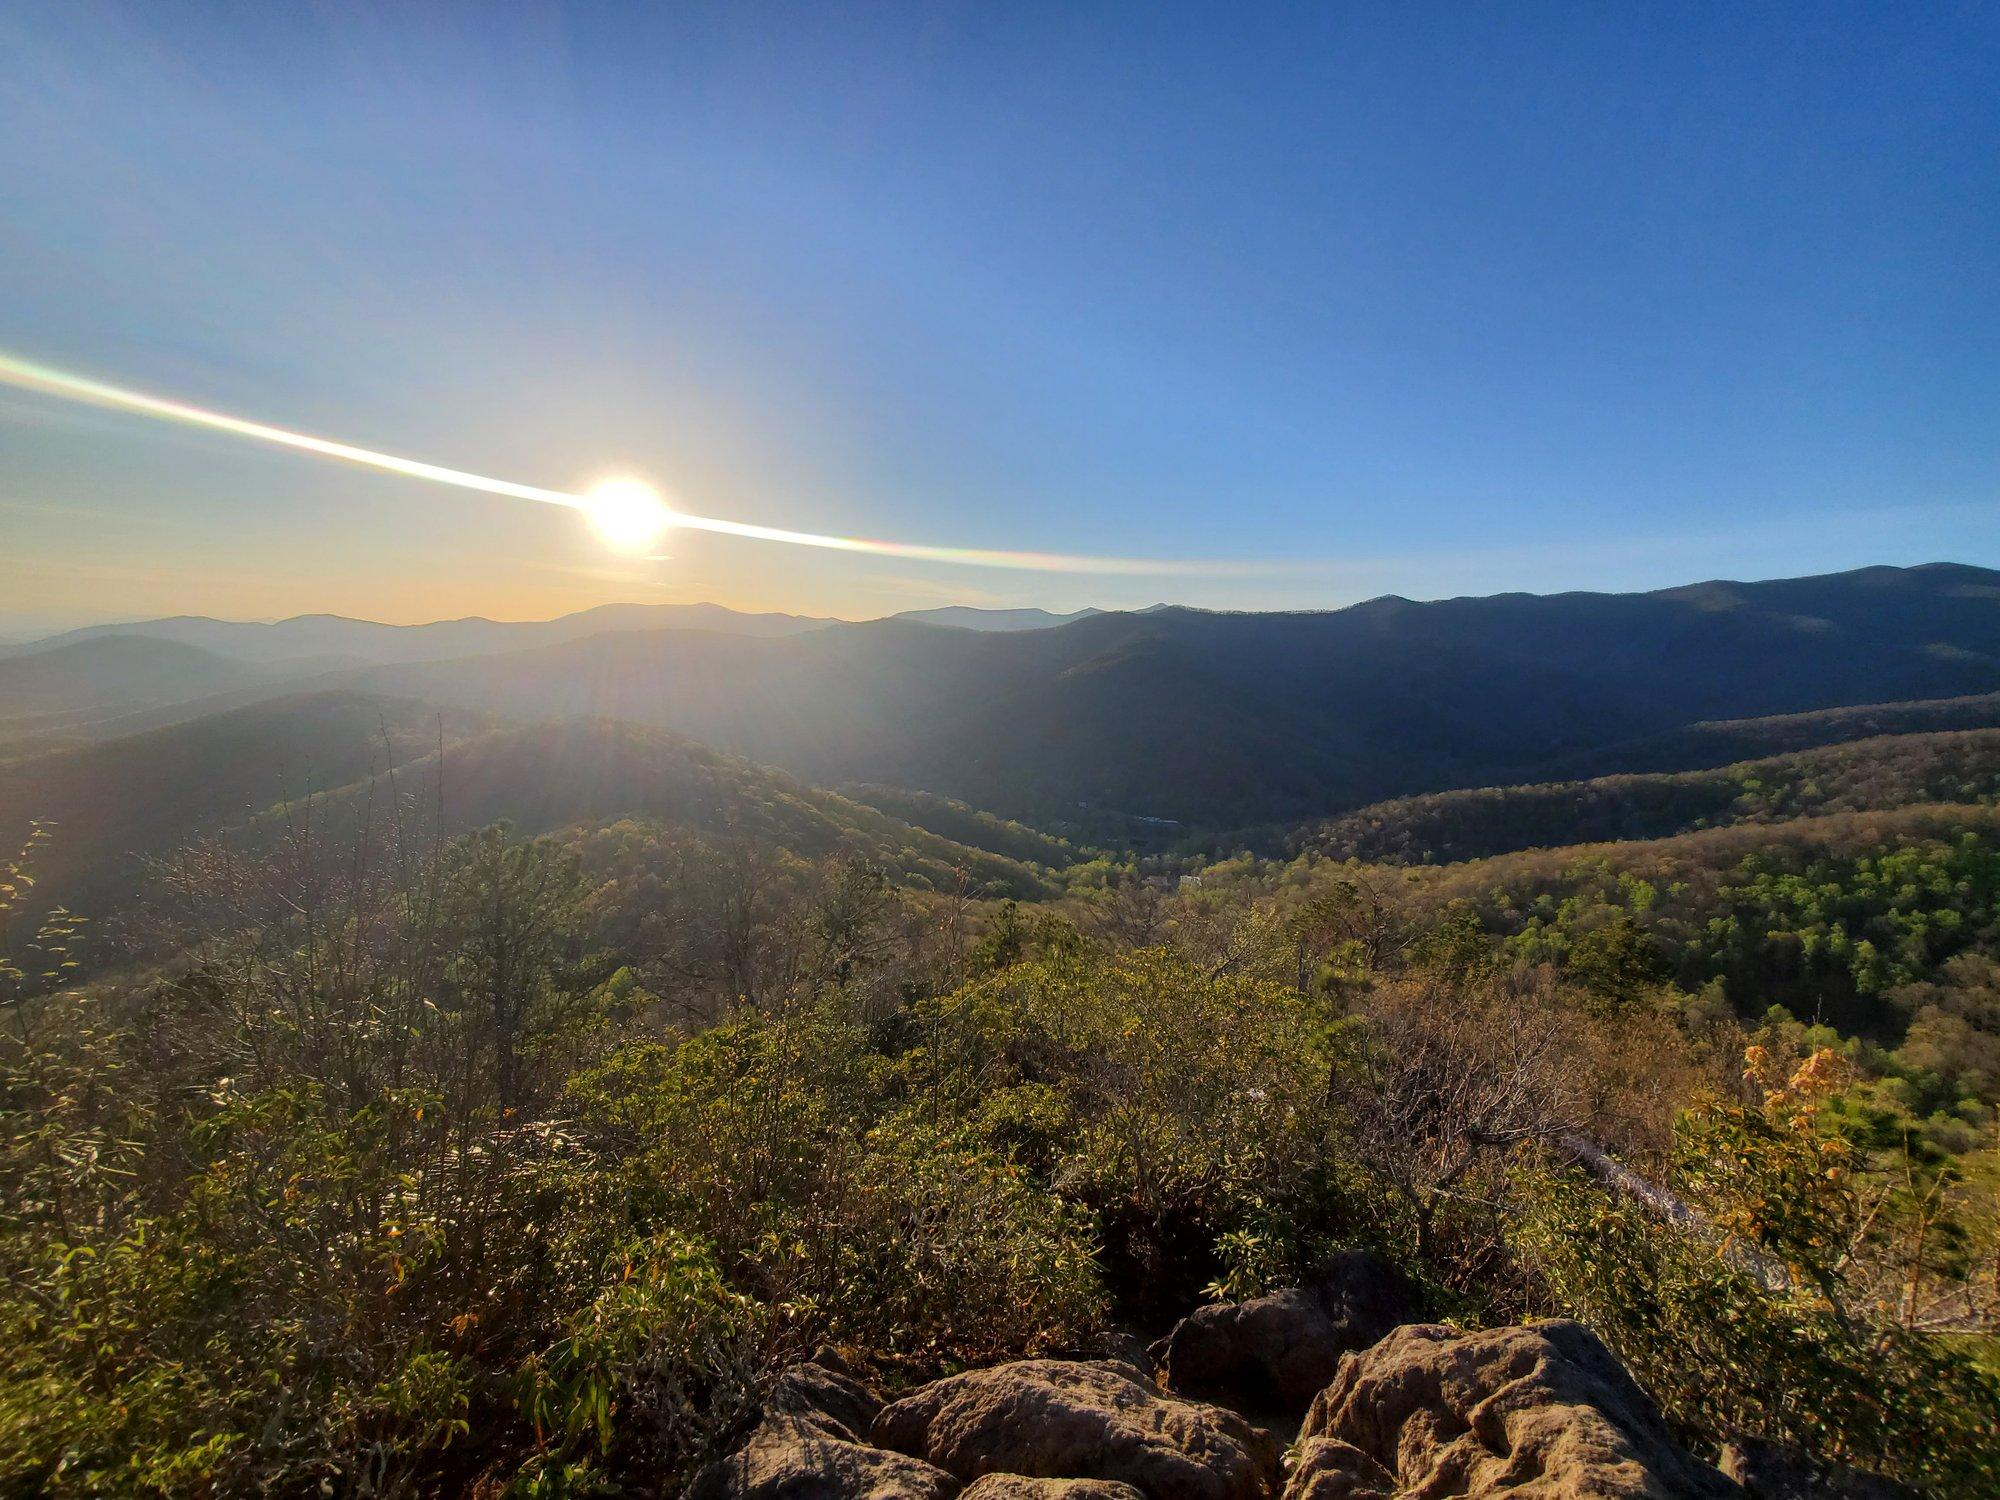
[696,1316,1766,1500]
[1290,1320,1736,1498]
[687,1359,961,1500]
[1153,1251,1419,1415]
[872,1359,1276,1500]
[1719,1436,1917,1499]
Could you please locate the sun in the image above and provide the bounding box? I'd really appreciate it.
[581,477,675,553]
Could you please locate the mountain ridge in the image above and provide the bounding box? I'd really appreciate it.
[1,600,1156,661]
[3,601,839,665]
[9,562,2000,835]
[344,563,2000,830]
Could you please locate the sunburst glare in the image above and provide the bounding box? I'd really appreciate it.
[582,478,675,553]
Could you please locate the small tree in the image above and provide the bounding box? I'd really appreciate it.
[438,826,596,1113]
[1333,965,1584,1261]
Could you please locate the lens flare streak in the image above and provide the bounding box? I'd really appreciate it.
[0,350,1257,577]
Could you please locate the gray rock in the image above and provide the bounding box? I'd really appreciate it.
[872,1358,1275,1500]
[685,1422,961,1500]
[958,1478,1147,1500]
[1720,1436,1918,1499]
[766,1361,883,1443]
[1153,1250,1419,1415]
[688,1358,959,1500]
[1080,1330,1158,1376]
[1311,1251,1421,1355]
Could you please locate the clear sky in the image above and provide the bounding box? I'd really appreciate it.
[2,1,1995,632]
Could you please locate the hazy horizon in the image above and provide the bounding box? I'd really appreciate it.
[6,555,1994,644]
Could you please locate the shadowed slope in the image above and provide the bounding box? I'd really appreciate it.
[0,691,1060,943]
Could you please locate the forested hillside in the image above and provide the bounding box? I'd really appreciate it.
[309,716,1065,899]
[6,678,2000,1494]
[1402,802,2000,1035]
[835,782,1081,867]
[1549,689,2000,778]
[1307,729,2000,864]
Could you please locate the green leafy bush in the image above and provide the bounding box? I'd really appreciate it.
[906,947,1350,1315]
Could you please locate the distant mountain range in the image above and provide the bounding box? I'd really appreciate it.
[2,600,1111,666]
[349,563,2000,829]
[888,605,1105,632]
[4,602,836,665]
[6,563,2000,834]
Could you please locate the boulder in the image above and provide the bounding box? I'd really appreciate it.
[1281,1438,1395,1500]
[1720,1436,1918,1499]
[872,1359,1275,1500]
[1292,1320,1737,1498]
[688,1358,960,1500]
[685,1425,960,1500]
[764,1360,883,1443]
[1152,1251,1419,1415]
[1312,1251,1422,1353]
[959,1478,1147,1500]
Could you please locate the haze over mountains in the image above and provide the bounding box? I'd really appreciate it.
[888,605,1105,632]
[4,600,1105,666]
[0,690,1074,937]
[7,562,2000,842]
[0,602,1106,751]
[5,601,835,666]
[0,636,326,748]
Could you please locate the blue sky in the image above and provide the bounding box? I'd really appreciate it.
[1,1,1995,629]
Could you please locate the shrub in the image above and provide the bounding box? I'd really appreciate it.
[906,947,1349,1315]
[1516,1048,2000,1493]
